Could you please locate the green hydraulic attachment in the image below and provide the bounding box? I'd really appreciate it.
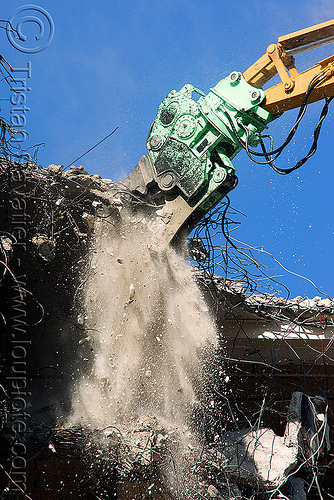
[121,19,334,245]
[122,72,277,245]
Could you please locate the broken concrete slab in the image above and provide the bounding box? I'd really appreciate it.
[218,426,298,489]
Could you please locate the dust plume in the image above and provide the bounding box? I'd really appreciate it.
[71,208,218,429]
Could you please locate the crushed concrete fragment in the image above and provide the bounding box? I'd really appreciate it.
[112,198,124,211]
[92,200,102,209]
[31,234,55,262]
[128,283,135,302]
[46,163,63,174]
[82,212,95,231]
[78,336,92,345]
[77,313,84,325]
[156,207,173,224]
[208,484,220,497]
[208,483,242,499]
[0,236,12,255]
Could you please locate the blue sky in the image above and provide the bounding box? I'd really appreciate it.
[1,0,334,299]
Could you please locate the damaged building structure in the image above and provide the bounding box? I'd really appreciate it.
[0,160,334,500]
[2,16,334,499]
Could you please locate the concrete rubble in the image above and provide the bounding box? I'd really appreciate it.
[218,426,298,488]
[245,292,334,314]
[1,161,333,499]
[208,483,242,498]
[78,390,328,498]
[197,391,330,497]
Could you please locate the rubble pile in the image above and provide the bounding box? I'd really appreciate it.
[0,161,333,499]
[1,390,324,499]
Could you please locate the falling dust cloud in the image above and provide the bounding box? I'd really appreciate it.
[70,209,218,432]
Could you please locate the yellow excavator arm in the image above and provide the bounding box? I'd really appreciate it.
[244,19,334,114]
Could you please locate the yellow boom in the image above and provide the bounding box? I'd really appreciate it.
[243,19,334,114]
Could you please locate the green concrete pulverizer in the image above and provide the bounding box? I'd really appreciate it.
[146,73,275,200]
[122,19,334,244]
[123,73,276,243]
